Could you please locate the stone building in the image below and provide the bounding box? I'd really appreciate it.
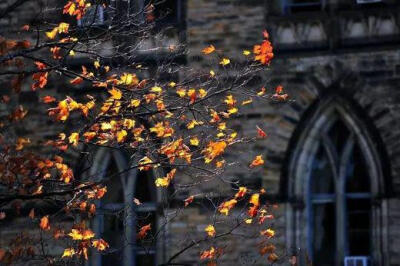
[1,0,400,266]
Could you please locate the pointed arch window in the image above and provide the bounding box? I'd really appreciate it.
[287,98,387,266]
[89,150,160,266]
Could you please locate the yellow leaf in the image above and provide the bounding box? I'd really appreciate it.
[218,199,237,215]
[260,228,275,238]
[228,107,238,114]
[62,248,75,258]
[116,130,127,142]
[155,168,176,187]
[68,132,79,146]
[94,60,100,69]
[219,58,230,66]
[218,122,226,131]
[150,86,162,93]
[190,137,199,146]
[210,70,215,77]
[123,119,135,129]
[205,225,216,237]
[245,218,253,224]
[138,156,154,171]
[169,82,176,87]
[130,99,141,108]
[243,50,251,56]
[108,88,122,100]
[176,88,186,98]
[92,239,109,251]
[198,88,207,98]
[46,28,58,39]
[187,120,203,129]
[241,99,253,105]
[69,50,75,56]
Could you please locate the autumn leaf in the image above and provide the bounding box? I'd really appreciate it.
[62,248,75,258]
[70,77,83,85]
[92,239,109,251]
[242,98,253,105]
[219,58,230,66]
[256,126,267,138]
[108,88,122,100]
[138,156,154,171]
[253,30,274,65]
[268,253,279,262]
[259,244,276,255]
[218,199,237,215]
[205,225,216,237]
[243,50,251,56]
[200,247,216,260]
[260,228,275,238]
[155,168,177,187]
[202,45,215,55]
[189,136,199,146]
[42,96,56,103]
[250,155,264,168]
[187,119,203,129]
[116,130,127,142]
[234,187,247,199]
[68,229,95,240]
[137,224,151,239]
[15,137,30,151]
[40,216,50,231]
[203,141,227,163]
[150,86,162,93]
[68,132,79,146]
[184,195,194,207]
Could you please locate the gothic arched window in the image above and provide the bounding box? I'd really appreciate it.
[287,97,388,266]
[89,150,161,266]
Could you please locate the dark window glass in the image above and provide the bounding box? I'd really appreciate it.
[103,158,124,204]
[328,118,351,156]
[346,198,371,256]
[312,202,336,266]
[135,170,155,203]
[311,144,335,194]
[101,212,125,264]
[346,144,370,193]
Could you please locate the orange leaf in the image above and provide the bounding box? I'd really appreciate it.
[202,45,215,55]
[137,224,151,240]
[250,155,264,168]
[200,247,216,260]
[42,96,56,103]
[40,216,50,231]
[70,77,83,85]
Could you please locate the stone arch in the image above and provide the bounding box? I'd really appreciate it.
[283,94,390,265]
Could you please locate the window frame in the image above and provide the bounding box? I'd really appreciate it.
[286,96,388,266]
[87,149,164,266]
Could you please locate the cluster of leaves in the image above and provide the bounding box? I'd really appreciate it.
[0,0,289,265]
